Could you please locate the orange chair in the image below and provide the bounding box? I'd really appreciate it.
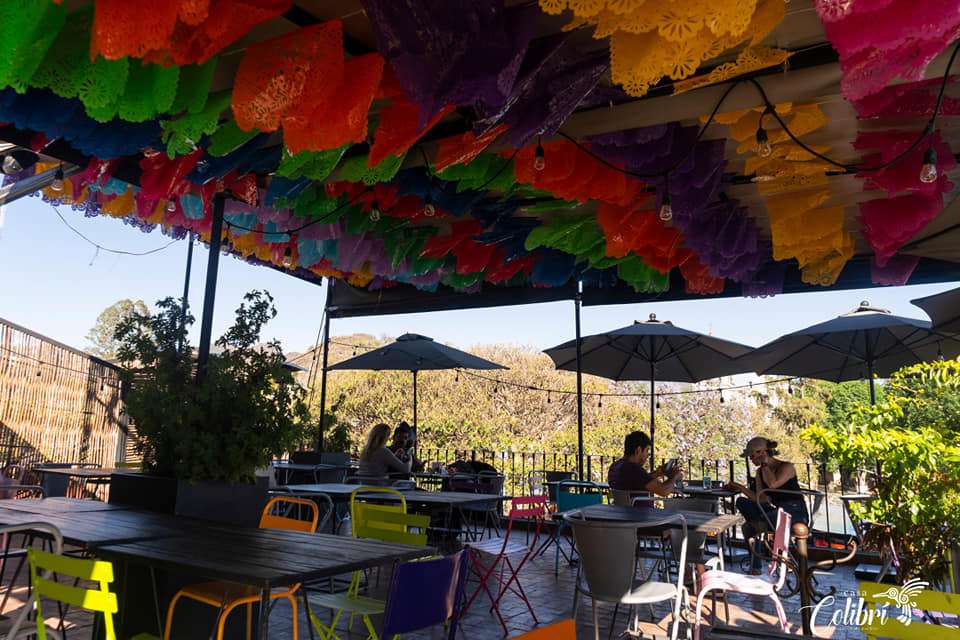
[515,619,577,639]
[164,496,319,640]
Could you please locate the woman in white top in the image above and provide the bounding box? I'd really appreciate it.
[358,423,412,477]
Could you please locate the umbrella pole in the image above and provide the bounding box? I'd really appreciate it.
[574,290,585,481]
[412,370,419,463]
[315,280,332,452]
[650,355,656,471]
[196,193,225,384]
[867,355,881,485]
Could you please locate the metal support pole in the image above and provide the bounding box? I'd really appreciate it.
[178,233,194,354]
[650,359,656,470]
[866,333,881,485]
[574,285,585,481]
[315,278,333,452]
[196,193,225,384]
[794,522,813,636]
[412,370,419,431]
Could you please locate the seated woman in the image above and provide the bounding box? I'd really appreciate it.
[725,436,810,572]
[607,430,683,497]
[358,423,412,478]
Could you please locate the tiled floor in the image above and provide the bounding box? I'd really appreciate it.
[0,533,868,639]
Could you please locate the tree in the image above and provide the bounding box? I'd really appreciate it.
[802,359,960,584]
[86,299,149,360]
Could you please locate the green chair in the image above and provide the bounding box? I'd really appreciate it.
[27,547,157,640]
[307,488,430,640]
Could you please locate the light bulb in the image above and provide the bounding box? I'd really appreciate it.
[166,199,177,212]
[2,155,22,175]
[369,199,381,222]
[920,147,938,183]
[659,194,673,222]
[755,126,772,158]
[50,165,64,192]
[534,142,546,172]
[423,196,436,217]
[282,247,293,268]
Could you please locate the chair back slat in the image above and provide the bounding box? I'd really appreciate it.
[33,576,118,613]
[29,547,114,582]
[565,515,643,601]
[770,508,792,589]
[260,495,319,533]
[351,487,428,546]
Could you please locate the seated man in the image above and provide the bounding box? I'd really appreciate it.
[391,421,425,473]
[607,430,682,497]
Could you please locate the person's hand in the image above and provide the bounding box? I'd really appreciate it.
[669,467,683,481]
[723,481,743,493]
[653,463,666,477]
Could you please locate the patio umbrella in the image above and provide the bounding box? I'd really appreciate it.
[912,286,960,335]
[543,314,754,468]
[328,333,506,431]
[744,301,959,404]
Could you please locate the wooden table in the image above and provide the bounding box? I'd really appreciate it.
[98,526,431,640]
[284,483,510,507]
[36,466,140,498]
[563,504,743,537]
[0,504,191,547]
[0,497,129,515]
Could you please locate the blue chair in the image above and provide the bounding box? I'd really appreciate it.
[554,480,604,574]
[309,549,469,640]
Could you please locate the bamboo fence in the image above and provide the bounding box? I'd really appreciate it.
[0,317,126,475]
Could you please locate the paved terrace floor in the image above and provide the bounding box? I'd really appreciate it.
[0,534,866,639]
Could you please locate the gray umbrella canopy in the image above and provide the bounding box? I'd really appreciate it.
[745,301,958,402]
[329,333,506,372]
[329,333,506,430]
[912,286,960,335]
[544,314,754,466]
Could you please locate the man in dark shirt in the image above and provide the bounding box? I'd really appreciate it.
[608,430,682,496]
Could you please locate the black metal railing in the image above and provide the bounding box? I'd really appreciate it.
[417,447,876,536]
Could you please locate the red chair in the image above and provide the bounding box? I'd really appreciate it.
[463,496,548,633]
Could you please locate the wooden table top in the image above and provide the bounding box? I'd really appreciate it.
[284,483,510,506]
[560,504,743,536]
[98,526,431,588]
[36,467,141,478]
[0,497,129,514]
[0,505,192,546]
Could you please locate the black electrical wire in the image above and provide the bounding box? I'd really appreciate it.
[555,39,960,182]
[223,185,375,235]
[52,206,179,256]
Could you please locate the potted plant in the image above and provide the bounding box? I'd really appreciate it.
[114,291,308,525]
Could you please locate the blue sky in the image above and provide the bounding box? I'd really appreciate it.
[2,196,958,355]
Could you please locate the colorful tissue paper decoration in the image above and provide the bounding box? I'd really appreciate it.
[539,0,790,97]
[815,0,960,101]
[765,190,854,286]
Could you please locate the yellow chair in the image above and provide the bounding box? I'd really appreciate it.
[307,488,429,640]
[27,548,157,640]
[859,581,960,639]
[164,495,319,640]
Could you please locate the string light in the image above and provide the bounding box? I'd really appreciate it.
[455,370,460,382]
[422,195,436,217]
[719,389,725,404]
[166,199,177,213]
[534,136,546,172]
[656,396,661,409]
[50,164,64,192]
[755,108,773,158]
[597,395,603,408]
[547,392,551,404]
[369,199,381,222]
[787,380,794,395]
[282,246,293,268]
[920,147,938,183]
[659,174,672,222]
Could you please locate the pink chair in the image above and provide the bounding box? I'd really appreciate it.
[693,508,792,640]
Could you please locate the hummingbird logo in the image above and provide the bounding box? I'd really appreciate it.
[875,578,929,624]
